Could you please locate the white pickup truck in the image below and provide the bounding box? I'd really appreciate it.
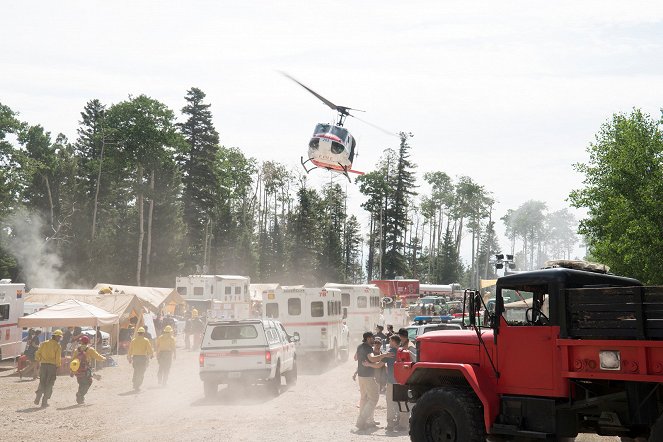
[199,319,298,398]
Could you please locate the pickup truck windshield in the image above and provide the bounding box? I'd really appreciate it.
[210,325,258,340]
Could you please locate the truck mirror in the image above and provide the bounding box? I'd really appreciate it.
[468,291,477,327]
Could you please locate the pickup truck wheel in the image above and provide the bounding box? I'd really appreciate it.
[269,364,281,396]
[285,359,297,386]
[203,381,217,399]
[410,386,485,442]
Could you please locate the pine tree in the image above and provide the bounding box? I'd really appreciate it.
[178,87,220,270]
[383,132,417,278]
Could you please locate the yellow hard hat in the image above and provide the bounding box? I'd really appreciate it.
[70,358,80,372]
[52,329,63,337]
[137,327,145,333]
[191,309,199,317]
[163,326,173,333]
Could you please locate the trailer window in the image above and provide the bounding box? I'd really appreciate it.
[288,298,302,315]
[0,304,9,321]
[210,324,258,340]
[193,287,203,296]
[311,301,324,317]
[177,287,187,296]
[341,293,350,307]
[265,303,279,318]
[357,296,367,308]
[234,286,241,295]
[225,286,232,295]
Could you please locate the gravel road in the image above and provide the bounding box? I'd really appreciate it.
[0,340,621,441]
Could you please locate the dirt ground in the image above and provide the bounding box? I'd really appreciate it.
[0,339,620,441]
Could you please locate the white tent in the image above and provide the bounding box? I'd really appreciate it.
[18,299,119,328]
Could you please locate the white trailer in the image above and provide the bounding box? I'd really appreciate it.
[262,286,349,361]
[176,274,250,304]
[0,280,25,360]
[324,283,382,341]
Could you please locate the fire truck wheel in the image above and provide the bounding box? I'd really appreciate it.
[410,386,485,442]
[285,359,297,386]
[203,381,217,399]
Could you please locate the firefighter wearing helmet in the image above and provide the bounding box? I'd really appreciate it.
[156,325,176,385]
[34,329,63,408]
[70,334,106,404]
[127,327,153,391]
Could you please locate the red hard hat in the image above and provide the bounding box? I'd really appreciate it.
[79,335,90,344]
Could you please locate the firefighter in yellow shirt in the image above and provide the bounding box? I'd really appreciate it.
[70,335,106,404]
[156,325,176,385]
[34,329,63,408]
[128,327,153,391]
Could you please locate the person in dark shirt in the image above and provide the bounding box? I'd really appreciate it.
[355,331,393,432]
[384,335,409,432]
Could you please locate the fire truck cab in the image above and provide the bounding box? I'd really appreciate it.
[396,262,663,441]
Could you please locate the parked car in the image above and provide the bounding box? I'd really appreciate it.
[199,318,298,398]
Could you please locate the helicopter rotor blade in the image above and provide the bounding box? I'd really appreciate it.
[350,114,399,137]
[280,72,339,112]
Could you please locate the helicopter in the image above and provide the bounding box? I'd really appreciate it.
[282,72,369,181]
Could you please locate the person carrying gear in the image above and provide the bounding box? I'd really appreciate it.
[156,325,176,385]
[34,330,63,408]
[128,327,153,391]
[191,311,204,350]
[70,335,106,404]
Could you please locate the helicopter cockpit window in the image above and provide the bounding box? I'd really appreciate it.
[331,141,345,154]
[330,126,348,141]
[313,124,331,136]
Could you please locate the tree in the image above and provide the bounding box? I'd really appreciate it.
[177,88,220,269]
[383,132,417,278]
[570,109,663,283]
[106,95,183,285]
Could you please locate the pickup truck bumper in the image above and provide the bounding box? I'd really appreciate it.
[200,368,272,384]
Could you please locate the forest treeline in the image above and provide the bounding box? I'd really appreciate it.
[0,88,581,289]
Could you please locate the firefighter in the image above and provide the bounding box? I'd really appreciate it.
[156,325,176,385]
[34,329,63,408]
[70,335,106,404]
[127,327,153,391]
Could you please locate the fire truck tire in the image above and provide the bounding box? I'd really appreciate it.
[285,359,297,386]
[203,381,217,399]
[410,386,485,442]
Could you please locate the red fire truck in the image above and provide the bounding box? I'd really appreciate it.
[394,262,663,441]
[371,279,420,306]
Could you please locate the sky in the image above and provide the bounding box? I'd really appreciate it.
[3,1,663,265]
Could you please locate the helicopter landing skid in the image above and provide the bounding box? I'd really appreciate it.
[300,157,352,182]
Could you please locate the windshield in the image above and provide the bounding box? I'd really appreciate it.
[330,125,348,141]
[313,124,331,136]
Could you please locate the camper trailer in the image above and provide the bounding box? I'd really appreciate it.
[176,275,251,317]
[0,280,25,360]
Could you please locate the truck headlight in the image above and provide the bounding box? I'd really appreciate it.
[599,350,620,370]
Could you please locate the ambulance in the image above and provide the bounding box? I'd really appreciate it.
[324,283,382,341]
[262,286,349,361]
[0,280,25,360]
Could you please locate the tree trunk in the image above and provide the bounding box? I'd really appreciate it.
[43,175,55,230]
[367,215,374,282]
[136,163,144,287]
[145,169,155,285]
[91,136,106,239]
